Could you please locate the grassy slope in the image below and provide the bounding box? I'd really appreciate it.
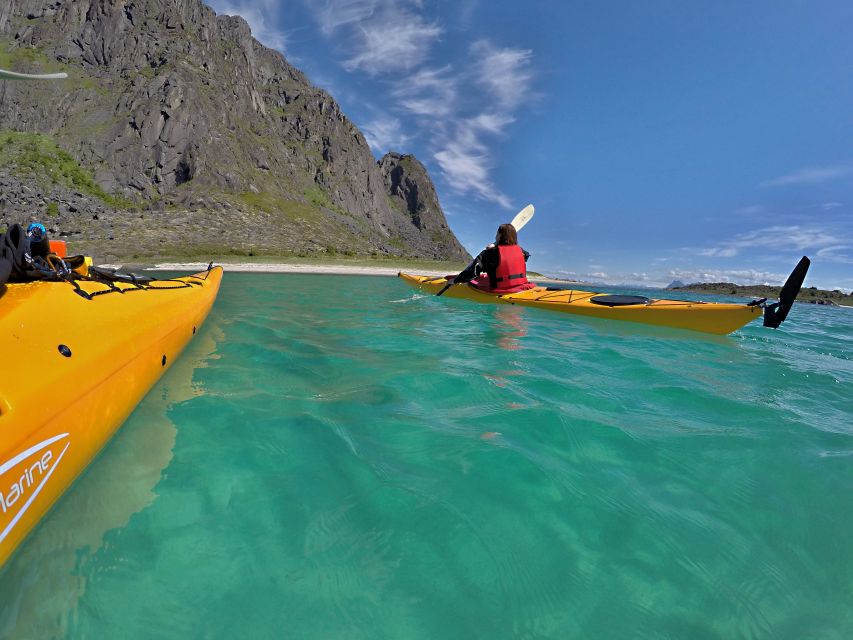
[0,130,132,207]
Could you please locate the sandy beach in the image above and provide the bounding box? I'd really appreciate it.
[143,261,577,284]
[145,262,454,278]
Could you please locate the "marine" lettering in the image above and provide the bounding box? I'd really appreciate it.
[0,450,53,513]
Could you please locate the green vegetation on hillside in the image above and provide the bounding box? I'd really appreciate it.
[0,39,55,72]
[0,38,97,91]
[0,130,132,208]
[235,191,325,222]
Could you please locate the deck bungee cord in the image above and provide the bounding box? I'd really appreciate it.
[0,223,223,570]
[0,222,216,300]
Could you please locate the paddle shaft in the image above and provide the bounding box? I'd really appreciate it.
[436,282,454,297]
[0,69,68,80]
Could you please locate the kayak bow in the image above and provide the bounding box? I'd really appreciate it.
[0,265,222,567]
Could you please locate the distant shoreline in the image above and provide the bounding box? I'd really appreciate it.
[131,261,574,284]
[143,262,450,278]
[673,282,853,306]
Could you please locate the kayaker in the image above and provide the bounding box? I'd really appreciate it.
[452,223,536,293]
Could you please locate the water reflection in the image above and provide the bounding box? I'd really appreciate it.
[493,305,528,352]
[0,322,223,638]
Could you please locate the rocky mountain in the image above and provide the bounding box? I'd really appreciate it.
[0,0,470,263]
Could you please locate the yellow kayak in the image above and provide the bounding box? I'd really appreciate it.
[0,265,222,568]
[399,272,768,335]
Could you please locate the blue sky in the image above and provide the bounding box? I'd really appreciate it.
[208,0,853,291]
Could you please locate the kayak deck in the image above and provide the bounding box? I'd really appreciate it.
[398,273,762,335]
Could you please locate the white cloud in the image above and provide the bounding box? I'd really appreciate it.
[393,66,457,117]
[666,268,790,286]
[696,247,738,258]
[469,112,515,134]
[816,245,853,264]
[760,165,853,188]
[342,9,442,74]
[362,117,410,154]
[310,1,442,74]
[822,202,843,210]
[547,269,608,282]
[426,43,534,209]
[210,0,290,53]
[689,225,845,259]
[314,0,381,34]
[307,1,535,211]
[433,117,516,208]
[434,144,512,209]
[471,40,534,109]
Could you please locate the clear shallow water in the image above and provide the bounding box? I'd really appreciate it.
[2,273,852,639]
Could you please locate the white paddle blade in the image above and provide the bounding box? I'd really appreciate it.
[0,69,68,80]
[510,204,534,232]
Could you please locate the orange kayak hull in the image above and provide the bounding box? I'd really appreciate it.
[0,267,223,568]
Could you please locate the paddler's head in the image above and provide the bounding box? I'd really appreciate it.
[496,223,518,246]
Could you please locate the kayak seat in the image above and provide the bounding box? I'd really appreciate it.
[0,253,10,286]
[590,294,650,307]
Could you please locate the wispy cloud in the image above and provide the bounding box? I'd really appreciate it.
[314,1,442,75]
[816,245,853,264]
[666,268,790,286]
[695,247,738,258]
[315,0,380,35]
[345,16,442,74]
[427,41,533,208]
[551,269,609,282]
[209,0,290,53]
[760,165,853,188]
[362,116,410,153]
[472,40,533,110]
[469,112,516,134]
[689,225,846,259]
[393,66,457,117]
[433,118,513,209]
[307,1,535,209]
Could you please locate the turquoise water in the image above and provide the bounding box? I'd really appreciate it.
[2,273,852,639]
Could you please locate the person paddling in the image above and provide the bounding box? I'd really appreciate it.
[452,223,536,293]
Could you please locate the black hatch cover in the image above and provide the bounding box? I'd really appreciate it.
[589,294,650,307]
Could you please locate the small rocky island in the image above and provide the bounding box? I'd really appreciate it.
[670,282,852,307]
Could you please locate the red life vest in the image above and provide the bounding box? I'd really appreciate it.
[493,245,530,291]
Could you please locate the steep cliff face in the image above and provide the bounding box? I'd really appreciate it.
[380,152,467,260]
[0,0,470,261]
